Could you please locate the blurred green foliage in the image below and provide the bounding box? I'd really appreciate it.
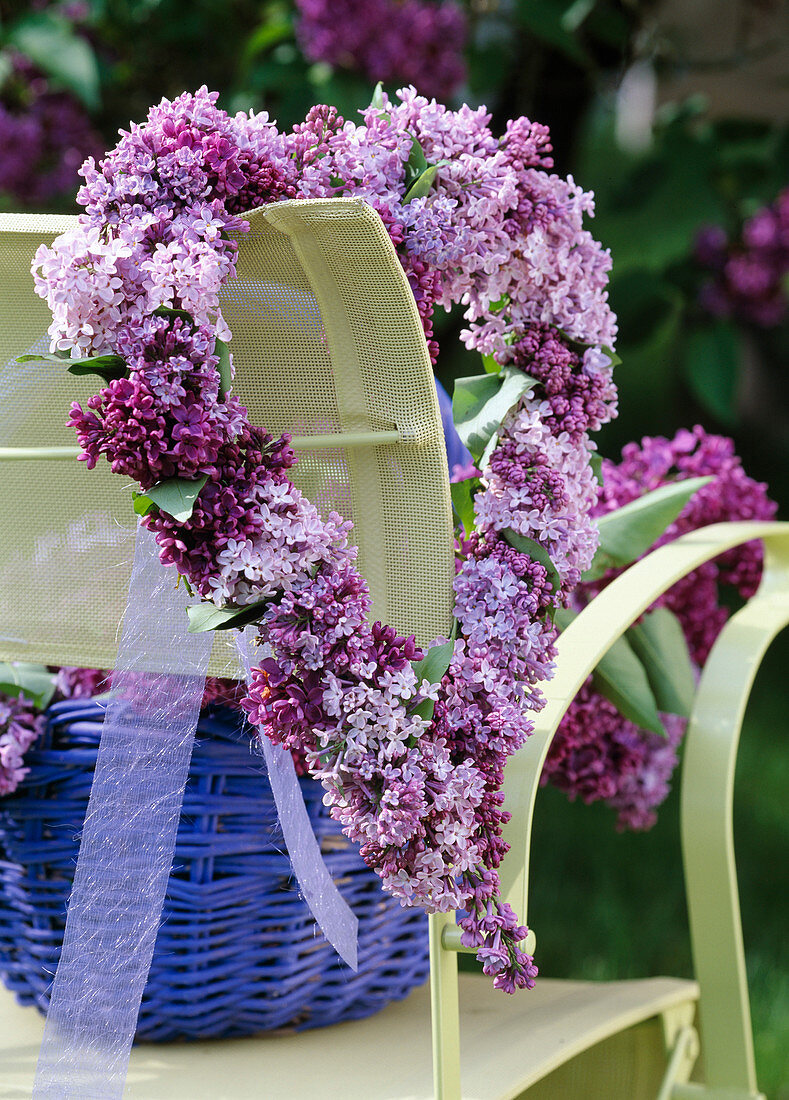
[576,100,789,457]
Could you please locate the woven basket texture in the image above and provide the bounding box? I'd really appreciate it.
[0,697,429,1041]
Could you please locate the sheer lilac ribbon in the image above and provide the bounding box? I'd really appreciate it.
[236,628,358,970]
[33,528,357,1098]
[33,526,214,1099]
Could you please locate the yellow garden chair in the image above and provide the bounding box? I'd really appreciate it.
[0,202,784,1099]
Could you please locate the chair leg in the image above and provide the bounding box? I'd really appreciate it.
[429,912,462,1100]
[656,1027,700,1100]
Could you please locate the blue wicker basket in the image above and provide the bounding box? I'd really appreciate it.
[0,697,429,1041]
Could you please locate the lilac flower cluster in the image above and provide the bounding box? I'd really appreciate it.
[596,426,776,664]
[543,683,686,831]
[294,0,467,102]
[286,87,616,987]
[505,324,618,438]
[696,188,789,328]
[544,426,776,830]
[0,53,103,206]
[34,86,619,993]
[2,666,108,795]
[70,316,247,489]
[245,583,492,910]
[0,664,248,797]
[54,666,109,699]
[0,693,45,797]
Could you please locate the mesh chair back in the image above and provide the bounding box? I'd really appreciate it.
[0,200,454,674]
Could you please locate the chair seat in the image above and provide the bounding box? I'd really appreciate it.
[0,973,699,1099]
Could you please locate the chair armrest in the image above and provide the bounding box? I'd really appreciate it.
[499,521,789,926]
[680,533,789,1093]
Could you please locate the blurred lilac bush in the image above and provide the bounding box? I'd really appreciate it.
[696,188,789,329]
[294,0,467,102]
[0,52,102,206]
[543,426,776,831]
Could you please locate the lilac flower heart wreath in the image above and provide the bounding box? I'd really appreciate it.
[32,86,617,993]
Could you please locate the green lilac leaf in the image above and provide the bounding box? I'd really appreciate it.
[404,160,450,201]
[593,636,666,737]
[553,607,576,632]
[240,18,292,63]
[154,306,194,324]
[7,12,100,110]
[450,477,480,534]
[412,638,454,685]
[583,476,714,580]
[411,698,435,721]
[590,452,604,487]
[410,638,455,722]
[513,0,588,65]
[502,529,562,594]
[215,338,232,396]
[370,81,385,110]
[489,295,510,315]
[66,360,127,383]
[479,430,500,471]
[187,599,272,633]
[601,345,622,368]
[145,475,209,522]
[17,352,127,384]
[131,491,156,517]
[0,662,57,709]
[682,321,740,426]
[453,368,538,463]
[554,609,665,737]
[405,133,429,188]
[481,353,501,375]
[626,607,695,718]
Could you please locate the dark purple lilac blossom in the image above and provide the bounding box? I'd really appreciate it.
[506,323,618,438]
[544,426,777,830]
[33,85,620,993]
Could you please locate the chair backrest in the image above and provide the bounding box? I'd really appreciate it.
[0,200,454,674]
